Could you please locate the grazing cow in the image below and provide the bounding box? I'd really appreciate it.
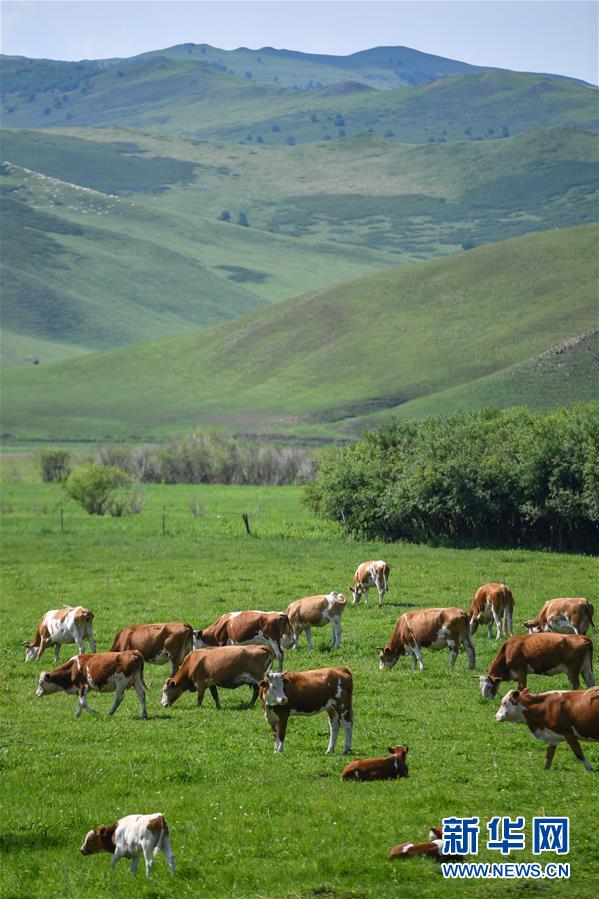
[341,745,408,781]
[194,610,290,671]
[351,560,390,606]
[478,633,594,699]
[469,583,514,639]
[496,687,599,771]
[161,645,273,709]
[283,592,346,650]
[81,813,175,877]
[36,651,148,718]
[111,622,193,676]
[24,606,96,662]
[259,667,353,754]
[524,598,595,636]
[380,608,475,671]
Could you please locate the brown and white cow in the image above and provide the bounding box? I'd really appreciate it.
[36,651,148,718]
[81,812,175,877]
[24,606,96,662]
[194,610,290,671]
[379,608,475,671]
[389,826,463,861]
[111,622,193,676]
[469,583,514,640]
[283,592,346,650]
[341,745,408,781]
[161,645,273,709]
[496,687,599,772]
[351,560,390,606]
[259,667,353,754]
[524,598,595,636]
[478,632,595,699]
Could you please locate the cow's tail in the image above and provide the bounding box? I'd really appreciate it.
[586,602,596,632]
[132,651,150,690]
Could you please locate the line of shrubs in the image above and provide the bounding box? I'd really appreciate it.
[303,405,599,553]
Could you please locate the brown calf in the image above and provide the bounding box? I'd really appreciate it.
[111,622,193,675]
[283,592,346,650]
[469,583,514,640]
[524,598,595,636]
[259,667,353,754]
[380,608,475,671]
[351,560,390,606]
[478,632,594,699]
[194,610,290,671]
[36,650,148,718]
[81,812,175,877]
[161,645,273,709]
[24,605,96,662]
[496,687,599,771]
[341,745,408,781]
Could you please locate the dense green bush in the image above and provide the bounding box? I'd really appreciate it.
[64,463,134,516]
[304,405,599,552]
[38,448,71,483]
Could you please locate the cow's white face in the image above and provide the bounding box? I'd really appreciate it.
[36,672,60,696]
[280,631,295,649]
[262,673,287,705]
[379,647,400,669]
[24,644,40,662]
[496,691,527,723]
[192,631,205,650]
[479,675,501,700]
[160,678,180,708]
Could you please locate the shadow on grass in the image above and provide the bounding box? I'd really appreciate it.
[0,829,68,852]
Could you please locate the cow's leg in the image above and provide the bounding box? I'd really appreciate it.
[516,671,527,691]
[132,672,148,718]
[491,607,502,640]
[305,627,313,650]
[341,709,353,755]
[412,642,424,671]
[463,634,476,669]
[37,637,48,660]
[486,622,493,640]
[86,624,97,653]
[564,733,594,772]
[247,684,259,708]
[332,619,342,649]
[142,843,154,877]
[375,579,385,606]
[161,833,176,875]
[74,630,86,654]
[326,709,341,754]
[545,745,557,769]
[53,643,61,663]
[504,608,513,637]
[363,588,369,605]
[108,689,126,717]
[469,617,478,637]
[110,850,124,871]
[197,685,211,708]
[448,640,459,668]
[273,714,288,752]
[568,667,581,689]
[129,854,140,875]
[77,686,96,716]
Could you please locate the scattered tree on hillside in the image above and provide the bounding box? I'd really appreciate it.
[334,113,345,127]
[64,464,134,516]
[286,135,296,145]
[502,125,510,137]
[337,128,346,138]
[384,129,395,138]
[237,211,249,226]
[271,123,281,132]
[219,210,231,222]
[245,71,253,79]
[310,112,318,122]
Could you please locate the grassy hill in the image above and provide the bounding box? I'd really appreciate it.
[2,52,597,144]
[1,160,396,366]
[2,225,596,441]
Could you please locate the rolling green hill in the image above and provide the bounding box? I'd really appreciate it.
[2,52,597,144]
[2,225,596,441]
[1,160,397,366]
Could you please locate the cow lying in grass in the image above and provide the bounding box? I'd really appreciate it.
[161,645,273,709]
[81,813,175,877]
[24,606,96,661]
[496,687,599,771]
[388,826,463,861]
[36,651,148,718]
[478,632,595,699]
[341,745,408,781]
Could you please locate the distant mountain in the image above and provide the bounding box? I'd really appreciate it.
[2,225,596,441]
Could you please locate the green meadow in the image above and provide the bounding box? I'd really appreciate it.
[1,463,597,898]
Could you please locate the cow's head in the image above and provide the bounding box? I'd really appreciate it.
[379,645,402,669]
[80,825,115,855]
[350,584,363,602]
[193,630,205,649]
[478,674,502,700]
[388,744,409,777]
[23,641,40,662]
[428,825,443,841]
[259,672,287,706]
[36,671,60,696]
[495,689,528,724]
[160,677,182,708]
[523,619,540,633]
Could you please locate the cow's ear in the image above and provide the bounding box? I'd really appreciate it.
[43,672,51,680]
[490,676,502,683]
[22,641,31,647]
[511,691,520,701]
[388,746,395,754]
[259,678,268,689]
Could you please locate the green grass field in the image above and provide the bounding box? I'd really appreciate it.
[3,224,596,440]
[1,466,597,898]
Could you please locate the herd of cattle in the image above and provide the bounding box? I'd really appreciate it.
[22,561,598,875]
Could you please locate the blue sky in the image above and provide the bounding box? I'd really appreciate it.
[1,1,597,84]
